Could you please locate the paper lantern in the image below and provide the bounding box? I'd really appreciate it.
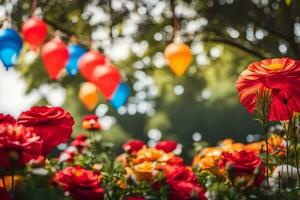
[0,28,23,69]
[92,64,121,100]
[78,50,106,81]
[79,82,99,110]
[110,82,130,109]
[164,42,192,76]
[66,44,86,76]
[22,16,48,51]
[41,38,69,80]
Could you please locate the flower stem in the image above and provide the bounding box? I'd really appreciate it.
[284,101,293,180]
[11,169,15,193]
[294,135,300,180]
[1,175,7,191]
[263,123,270,188]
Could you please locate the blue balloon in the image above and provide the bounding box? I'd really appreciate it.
[110,82,130,109]
[66,44,86,76]
[0,28,23,69]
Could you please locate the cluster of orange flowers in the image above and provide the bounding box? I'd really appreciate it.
[116,140,207,199]
[193,134,286,173]
[117,141,184,184]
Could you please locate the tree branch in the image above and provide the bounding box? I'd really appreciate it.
[202,37,266,59]
[43,17,90,47]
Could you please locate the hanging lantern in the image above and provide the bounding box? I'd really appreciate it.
[78,50,106,81]
[22,16,48,51]
[164,42,192,76]
[79,82,99,110]
[0,28,23,69]
[66,44,86,76]
[92,64,121,100]
[41,38,69,80]
[110,82,130,109]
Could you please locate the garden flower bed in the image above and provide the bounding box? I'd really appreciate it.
[0,58,300,199]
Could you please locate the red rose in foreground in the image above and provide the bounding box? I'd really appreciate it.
[17,106,74,155]
[155,140,177,153]
[0,114,16,125]
[236,57,300,121]
[122,139,145,154]
[0,188,12,200]
[52,166,104,200]
[0,124,42,170]
[165,166,207,200]
[218,150,265,186]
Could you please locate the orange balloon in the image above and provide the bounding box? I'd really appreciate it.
[164,42,192,76]
[79,82,99,110]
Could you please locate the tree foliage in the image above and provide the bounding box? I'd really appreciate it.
[2,0,298,159]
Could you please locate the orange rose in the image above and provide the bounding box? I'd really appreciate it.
[197,156,219,171]
[134,148,164,164]
[244,141,264,155]
[134,162,157,182]
[268,134,286,156]
[219,139,245,152]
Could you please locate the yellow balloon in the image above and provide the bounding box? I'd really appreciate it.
[79,82,99,110]
[164,42,192,76]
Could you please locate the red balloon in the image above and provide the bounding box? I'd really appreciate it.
[78,50,106,81]
[22,16,48,51]
[92,64,121,100]
[41,38,69,80]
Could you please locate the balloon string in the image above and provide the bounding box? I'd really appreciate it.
[108,0,114,57]
[31,0,37,15]
[3,0,12,28]
[170,0,179,40]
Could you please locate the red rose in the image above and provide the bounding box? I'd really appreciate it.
[122,140,145,154]
[168,181,207,200]
[82,114,101,131]
[165,166,207,200]
[0,114,16,125]
[155,140,177,153]
[17,106,74,155]
[164,166,198,183]
[0,124,42,170]
[166,156,184,166]
[52,166,104,200]
[0,188,13,200]
[70,133,89,152]
[218,150,265,186]
[236,57,300,121]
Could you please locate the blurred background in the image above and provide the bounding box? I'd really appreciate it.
[0,0,298,160]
